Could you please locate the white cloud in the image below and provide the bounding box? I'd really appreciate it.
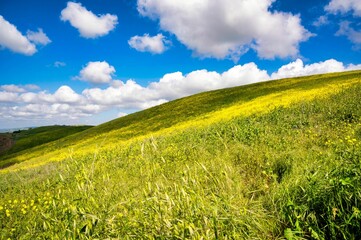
[72,62,269,110]
[26,28,51,45]
[53,86,83,103]
[1,60,360,124]
[76,61,116,84]
[18,85,84,105]
[325,0,361,16]
[0,92,18,102]
[83,80,164,109]
[313,16,329,27]
[336,21,361,47]
[0,15,36,55]
[222,63,270,87]
[0,84,40,93]
[2,85,101,121]
[54,61,66,68]
[60,2,118,38]
[25,84,40,91]
[0,84,26,93]
[128,33,171,54]
[149,63,269,99]
[271,59,361,79]
[137,0,312,60]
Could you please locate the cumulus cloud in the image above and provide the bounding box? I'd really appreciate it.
[60,2,118,38]
[1,85,103,121]
[325,0,361,16]
[26,28,51,45]
[1,59,360,123]
[0,92,19,102]
[336,21,361,47]
[0,84,40,93]
[137,0,312,60]
[76,61,116,84]
[128,33,171,54]
[271,59,361,79]
[0,15,36,55]
[149,63,269,99]
[84,62,269,108]
[53,86,83,103]
[1,85,26,93]
[83,80,166,109]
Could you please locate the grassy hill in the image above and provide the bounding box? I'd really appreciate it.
[0,125,92,168]
[2,71,360,172]
[0,70,361,239]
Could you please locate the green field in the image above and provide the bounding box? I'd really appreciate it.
[1,71,361,239]
[0,125,92,169]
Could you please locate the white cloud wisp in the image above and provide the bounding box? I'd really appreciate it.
[336,21,361,48]
[325,0,361,17]
[26,28,51,46]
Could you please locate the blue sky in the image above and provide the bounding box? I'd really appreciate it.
[0,0,360,128]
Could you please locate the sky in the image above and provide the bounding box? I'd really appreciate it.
[0,0,361,129]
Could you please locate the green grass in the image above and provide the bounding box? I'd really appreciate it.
[2,70,360,171]
[0,71,361,239]
[0,125,92,168]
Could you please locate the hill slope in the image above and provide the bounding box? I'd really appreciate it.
[0,125,92,168]
[0,71,361,239]
[1,70,360,171]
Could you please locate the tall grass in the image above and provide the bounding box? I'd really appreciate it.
[0,82,360,238]
[1,72,361,239]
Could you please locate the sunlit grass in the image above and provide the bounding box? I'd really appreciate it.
[0,71,361,239]
[2,71,360,172]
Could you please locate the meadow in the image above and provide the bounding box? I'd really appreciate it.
[0,71,360,239]
[0,125,92,169]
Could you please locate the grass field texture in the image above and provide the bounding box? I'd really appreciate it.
[0,71,361,239]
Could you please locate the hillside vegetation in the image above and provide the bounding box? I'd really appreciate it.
[1,71,360,172]
[0,125,92,168]
[0,71,361,239]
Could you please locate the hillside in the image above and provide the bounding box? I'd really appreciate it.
[1,70,360,171]
[0,125,92,168]
[0,70,361,239]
